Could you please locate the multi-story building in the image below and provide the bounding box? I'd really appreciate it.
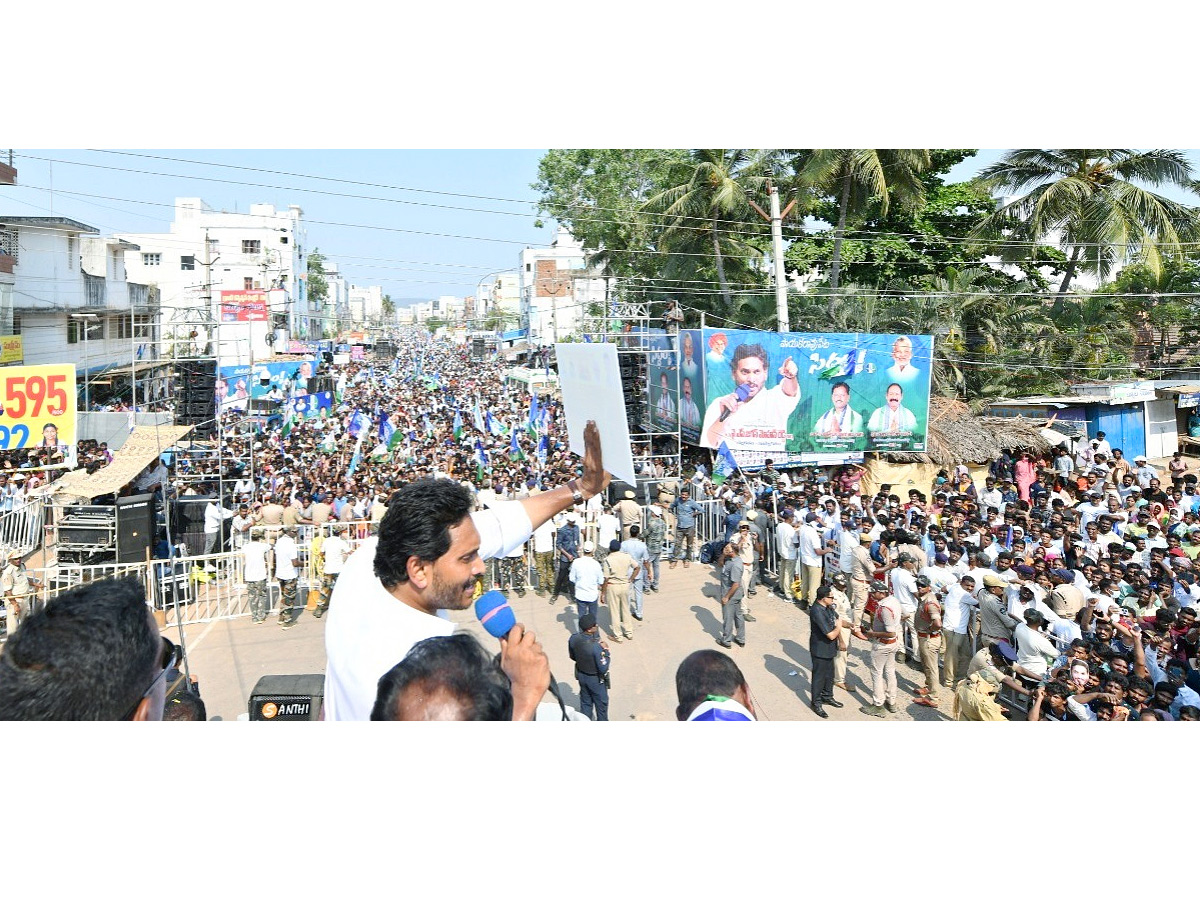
[348,284,384,325]
[0,213,159,406]
[518,228,607,345]
[118,198,312,362]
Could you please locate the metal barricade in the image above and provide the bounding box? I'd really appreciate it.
[0,498,45,554]
[27,522,379,627]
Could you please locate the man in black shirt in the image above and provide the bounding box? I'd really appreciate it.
[568,614,610,721]
[808,585,844,718]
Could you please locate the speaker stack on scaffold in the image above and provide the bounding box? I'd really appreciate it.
[618,353,648,433]
[175,360,217,439]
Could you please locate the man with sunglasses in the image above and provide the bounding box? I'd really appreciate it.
[0,576,177,720]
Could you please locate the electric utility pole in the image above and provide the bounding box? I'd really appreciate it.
[749,180,799,333]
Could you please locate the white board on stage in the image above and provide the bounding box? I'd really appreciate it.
[554,342,636,486]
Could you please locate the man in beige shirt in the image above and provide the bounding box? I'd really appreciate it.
[613,490,642,541]
[601,539,640,643]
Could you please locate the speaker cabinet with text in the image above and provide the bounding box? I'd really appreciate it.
[248,674,325,721]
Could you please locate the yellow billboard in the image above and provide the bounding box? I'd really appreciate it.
[0,335,22,365]
[0,364,76,455]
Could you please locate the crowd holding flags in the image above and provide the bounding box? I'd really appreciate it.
[712,440,740,486]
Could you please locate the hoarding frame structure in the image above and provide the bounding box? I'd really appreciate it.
[689,327,933,470]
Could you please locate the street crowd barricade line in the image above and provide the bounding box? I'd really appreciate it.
[20,499,777,628]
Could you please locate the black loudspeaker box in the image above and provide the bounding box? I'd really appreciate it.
[248,674,325,721]
[116,493,157,563]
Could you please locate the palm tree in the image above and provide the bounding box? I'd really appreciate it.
[797,150,933,289]
[644,150,776,307]
[972,149,1200,293]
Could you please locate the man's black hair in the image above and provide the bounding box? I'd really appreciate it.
[675,649,748,721]
[163,689,208,721]
[629,524,640,539]
[1044,681,1071,700]
[371,633,512,721]
[729,343,768,374]
[373,477,476,589]
[0,576,160,720]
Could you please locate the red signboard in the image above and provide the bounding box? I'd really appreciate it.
[220,290,269,322]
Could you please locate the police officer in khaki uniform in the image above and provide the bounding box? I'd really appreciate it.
[613,490,642,542]
[828,572,856,692]
[601,539,638,642]
[912,575,943,709]
[856,580,900,717]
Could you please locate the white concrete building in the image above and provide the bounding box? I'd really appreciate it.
[118,199,316,360]
[478,271,521,329]
[348,283,384,324]
[325,262,350,331]
[0,215,159,405]
[518,228,606,345]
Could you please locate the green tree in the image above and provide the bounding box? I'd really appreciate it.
[643,150,777,307]
[381,294,395,320]
[307,249,329,307]
[795,149,933,289]
[1099,256,1200,368]
[972,150,1200,293]
[532,149,689,283]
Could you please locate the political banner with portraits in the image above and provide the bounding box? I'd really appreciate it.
[215,358,320,411]
[646,332,679,434]
[696,328,933,456]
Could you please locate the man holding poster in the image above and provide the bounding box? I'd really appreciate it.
[701,343,800,451]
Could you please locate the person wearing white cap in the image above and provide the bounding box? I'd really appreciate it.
[569,540,604,623]
[613,489,642,542]
[1133,455,1158,490]
[0,549,37,637]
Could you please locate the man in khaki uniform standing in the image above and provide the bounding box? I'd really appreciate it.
[912,575,943,709]
[856,580,901,717]
[601,538,639,643]
[613,489,642,542]
[1,550,37,637]
[849,532,876,625]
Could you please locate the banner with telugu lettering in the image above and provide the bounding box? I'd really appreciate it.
[697,328,933,456]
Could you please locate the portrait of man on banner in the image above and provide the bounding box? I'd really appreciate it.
[867,382,918,435]
[700,342,800,451]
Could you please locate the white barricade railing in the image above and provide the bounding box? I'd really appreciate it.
[29,523,379,627]
[0,498,45,554]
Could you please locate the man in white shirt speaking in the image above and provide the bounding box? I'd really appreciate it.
[323,421,610,721]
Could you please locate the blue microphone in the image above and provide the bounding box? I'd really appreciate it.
[474,590,517,639]
[719,383,753,422]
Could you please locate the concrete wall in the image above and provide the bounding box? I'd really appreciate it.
[78,411,175,449]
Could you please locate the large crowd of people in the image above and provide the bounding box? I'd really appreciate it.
[2,329,1199,722]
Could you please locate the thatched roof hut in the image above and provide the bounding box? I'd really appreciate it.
[884,397,1050,467]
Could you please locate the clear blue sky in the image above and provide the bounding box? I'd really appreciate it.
[3,150,550,305]
[4,149,1198,305]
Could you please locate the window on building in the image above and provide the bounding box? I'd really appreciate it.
[525,263,532,272]
[242,240,261,255]
[68,318,104,344]
[117,314,154,340]
[280,235,289,244]
[142,253,161,266]
[180,255,195,270]
[12,314,20,335]
[244,277,254,290]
